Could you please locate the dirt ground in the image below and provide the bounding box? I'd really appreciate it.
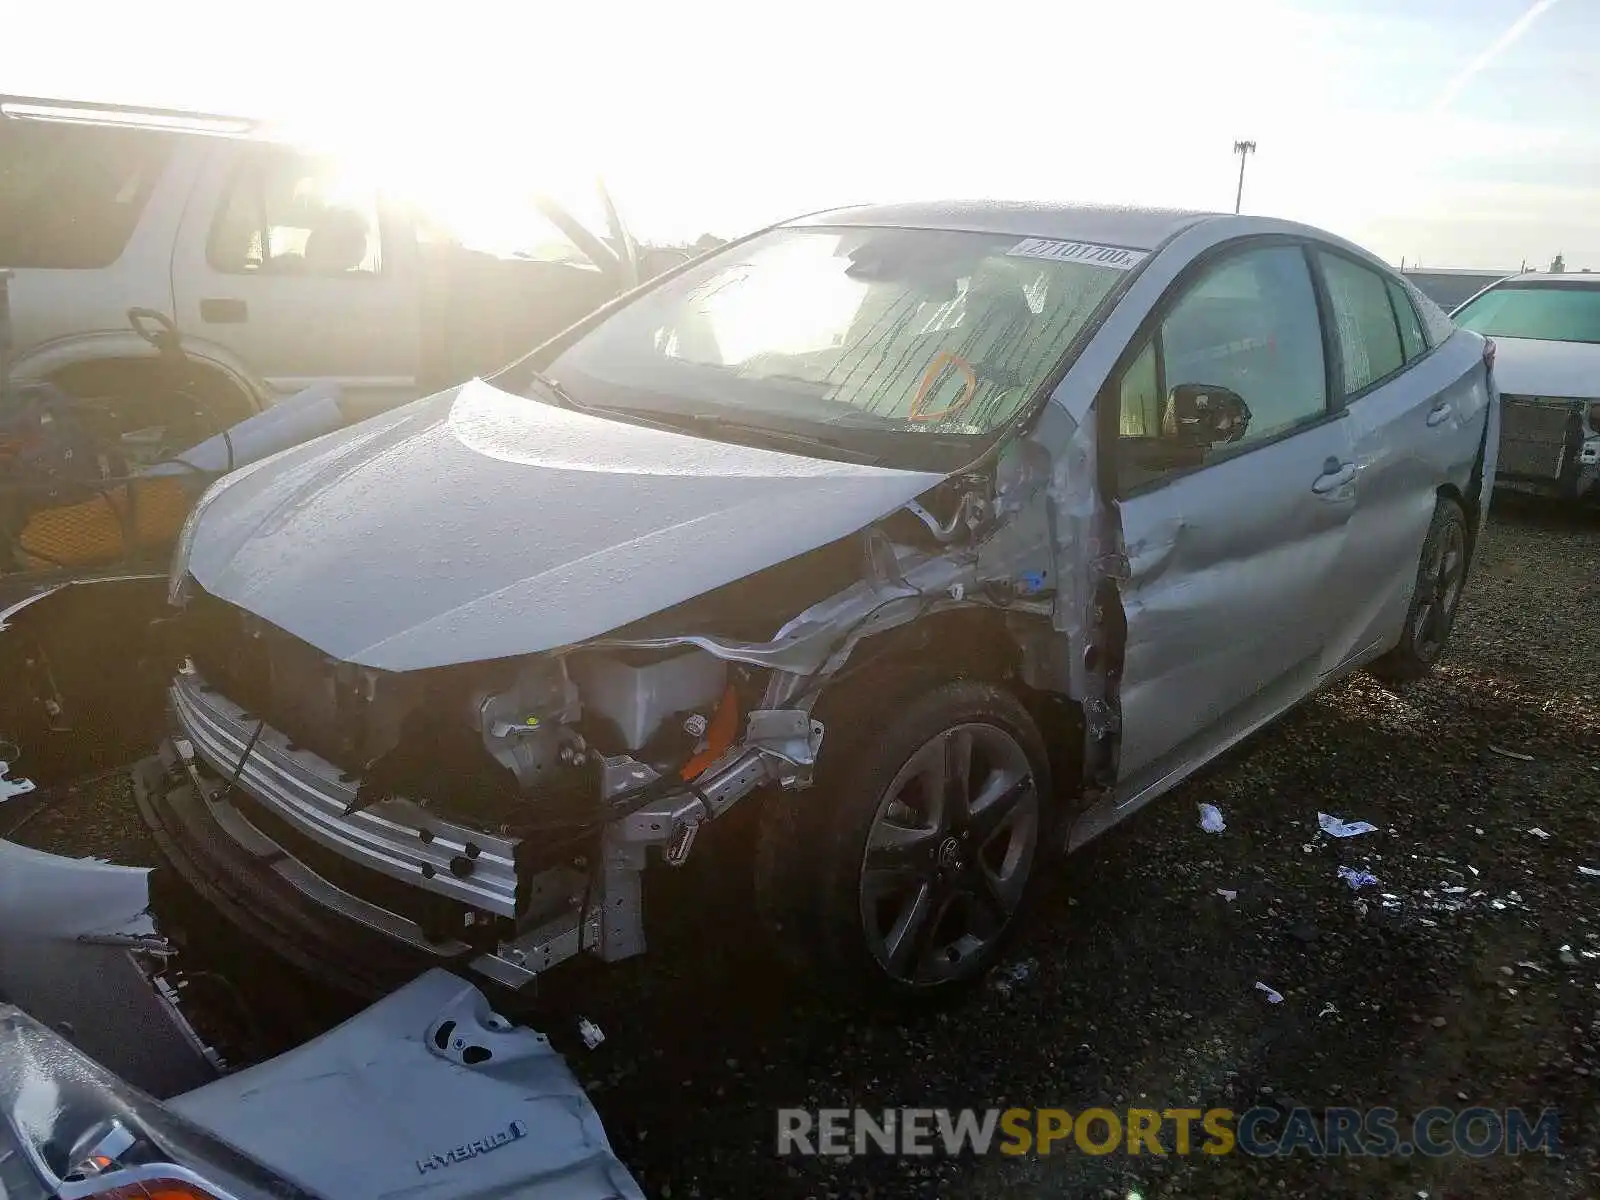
[9,494,1599,1200]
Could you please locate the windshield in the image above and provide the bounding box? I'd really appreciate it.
[1453,282,1600,344]
[543,225,1128,470]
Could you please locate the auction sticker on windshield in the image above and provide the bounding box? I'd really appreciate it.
[1006,238,1147,270]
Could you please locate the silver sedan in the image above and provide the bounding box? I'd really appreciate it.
[151,201,1500,1006]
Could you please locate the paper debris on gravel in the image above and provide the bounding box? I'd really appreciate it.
[1198,803,1227,833]
[1487,745,1535,762]
[578,1017,606,1050]
[1318,812,1379,838]
[1579,866,1600,877]
[1337,866,1380,890]
[0,762,35,805]
[1255,982,1285,1004]
[1216,888,1237,902]
[1527,827,1551,839]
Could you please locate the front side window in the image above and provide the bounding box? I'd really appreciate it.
[545,226,1129,471]
[1318,252,1405,393]
[1453,282,1600,344]
[209,147,382,276]
[1115,243,1328,491]
[0,119,174,268]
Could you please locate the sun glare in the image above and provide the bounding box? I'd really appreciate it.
[695,237,869,364]
[6,0,1591,263]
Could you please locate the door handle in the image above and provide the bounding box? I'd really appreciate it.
[1312,457,1356,495]
[200,297,248,324]
[1426,400,1453,427]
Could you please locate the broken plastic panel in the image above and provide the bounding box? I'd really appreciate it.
[0,838,217,1098]
[170,971,643,1199]
[0,970,643,1200]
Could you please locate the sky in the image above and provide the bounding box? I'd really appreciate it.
[5,0,1597,269]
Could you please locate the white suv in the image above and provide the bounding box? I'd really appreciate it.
[1,94,642,439]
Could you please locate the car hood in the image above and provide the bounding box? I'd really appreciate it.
[186,379,945,671]
[1488,336,1600,399]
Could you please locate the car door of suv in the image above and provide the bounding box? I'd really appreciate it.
[171,141,420,414]
[1108,240,1359,811]
[1311,249,1490,671]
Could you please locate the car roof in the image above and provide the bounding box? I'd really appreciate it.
[1,94,279,142]
[788,200,1222,251]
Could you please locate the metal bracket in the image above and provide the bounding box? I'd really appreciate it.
[664,820,699,866]
[596,861,645,961]
[745,709,823,767]
[599,754,660,799]
[904,492,985,543]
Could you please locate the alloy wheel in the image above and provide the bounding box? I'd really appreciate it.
[1413,518,1467,660]
[857,722,1039,986]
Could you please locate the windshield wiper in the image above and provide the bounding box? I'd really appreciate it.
[524,380,883,463]
[748,371,831,390]
[525,370,583,410]
[668,412,884,464]
[526,374,689,433]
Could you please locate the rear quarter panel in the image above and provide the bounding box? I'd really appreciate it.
[1335,326,1492,666]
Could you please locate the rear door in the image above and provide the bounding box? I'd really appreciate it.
[1109,240,1358,805]
[171,141,420,413]
[1312,249,1491,669]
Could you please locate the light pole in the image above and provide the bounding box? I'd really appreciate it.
[1232,140,1257,214]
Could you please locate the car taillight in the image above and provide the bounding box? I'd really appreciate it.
[100,1179,226,1199]
[0,1007,314,1200]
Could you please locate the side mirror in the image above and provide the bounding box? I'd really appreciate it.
[1166,383,1252,447]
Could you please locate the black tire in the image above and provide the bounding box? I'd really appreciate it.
[1370,497,1469,682]
[755,676,1052,1008]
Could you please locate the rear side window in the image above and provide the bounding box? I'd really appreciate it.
[1407,279,1456,347]
[1387,278,1427,361]
[0,119,174,268]
[1316,252,1404,394]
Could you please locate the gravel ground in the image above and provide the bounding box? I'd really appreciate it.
[10,495,1599,1199]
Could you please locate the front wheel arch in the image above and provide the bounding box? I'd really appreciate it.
[818,607,1085,813]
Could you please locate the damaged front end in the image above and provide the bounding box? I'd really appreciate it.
[138,603,827,991]
[136,434,1097,996]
